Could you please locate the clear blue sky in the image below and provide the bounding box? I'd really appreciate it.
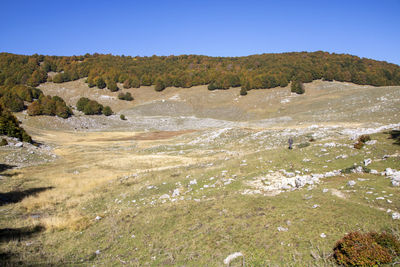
[1,0,399,64]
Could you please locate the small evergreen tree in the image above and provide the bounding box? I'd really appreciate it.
[96,77,106,89]
[102,106,113,116]
[291,80,305,94]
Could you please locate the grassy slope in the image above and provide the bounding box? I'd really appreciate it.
[0,80,399,266]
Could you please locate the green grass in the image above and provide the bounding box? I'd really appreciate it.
[0,130,399,266]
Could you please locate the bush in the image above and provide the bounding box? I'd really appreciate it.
[291,80,305,94]
[27,95,72,118]
[354,141,364,149]
[0,92,25,112]
[0,138,8,146]
[0,104,32,143]
[76,97,90,111]
[102,106,113,116]
[120,114,126,120]
[96,77,106,89]
[83,100,103,115]
[358,134,371,143]
[118,92,133,101]
[240,87,247,96]
[333,232,395,266]
[106,80,119,92]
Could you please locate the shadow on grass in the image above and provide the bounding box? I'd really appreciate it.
[0,225,44,242]
[0,164,16,173]
[0,187,54,206]
[388,130,400,145]
[0,226,47,266]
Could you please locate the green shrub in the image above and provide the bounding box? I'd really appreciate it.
[83,100,103,115]
[0,104,32,143]
[102,106,113,116]
[96,77,106,89]
[333,232,394,266]
[118,92,133,101]
[120,114,126,120]
[291,80,305,94]
[76,97,90,111]
[240,87,247,96]
[0,138,8,146]
[0,92,24,112]
[370,232,400,256]
[27,95,72,118]
[106,80,119,92]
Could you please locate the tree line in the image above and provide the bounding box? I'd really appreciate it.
[1,51,400,95]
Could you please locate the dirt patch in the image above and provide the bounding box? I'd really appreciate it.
[93,130,195,141]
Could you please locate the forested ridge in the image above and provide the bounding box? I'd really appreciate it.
[1,51,400,93]
[0,51,400,141]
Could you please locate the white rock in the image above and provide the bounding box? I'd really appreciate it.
[15,142,23,147]
[312,204,320,209]
[189,179,197,185]
[95,250,101,255]
[385,168,394,176]
[370,169,378,174]
[365,140,377,145]
[322,189,329,193]
[95,216,102,221]
[223,252,243,265]
[392,212,400,220]
[364,158,372,166]
[172,188,180,197]
[159,194,170,199]
[347,180,356,187]
[376,197,385,200]
[277,226,288,232]
[320,233,326,238]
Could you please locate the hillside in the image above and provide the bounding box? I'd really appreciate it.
[0,52,399,266]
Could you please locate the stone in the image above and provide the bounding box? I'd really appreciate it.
[364,158,372,166]
[223,252,243,265]
[392,212,400,220]
[385,168,394,176]
[370,169,378,174]
[95,216,102,220]
[172,188,180,197]
[295,176,307,188]
[322,188,329,193]
[320,233,326,238]
[159,194,170,199]
[347,180,356,187]
[277,226,288,232]
[189,179,197,185]
[15,142,23,147]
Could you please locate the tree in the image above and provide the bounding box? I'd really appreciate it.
[76,97,90,111]
[106,80,119,92]
[0,103,32,143]
[83,100,103,115]
[154,78,165,91]
[291,80,305,94]
[0,92,24,112]
[102,106,113,116]
[96,77,106,89]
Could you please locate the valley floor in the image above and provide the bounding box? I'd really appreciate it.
[1,81,400,266]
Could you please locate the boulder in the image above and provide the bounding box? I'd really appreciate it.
[347,180,356,187]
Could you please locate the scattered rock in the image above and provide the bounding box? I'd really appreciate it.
[320,233,326,238]
[15,142,23,148]
[364,158,372,166]
[322,188,329,193]
[277,226,288,232]
[392,212,400,220]
[172,188,180,197]
[347,180,356,187]
[95,216,102,221]
[223,252,244,265]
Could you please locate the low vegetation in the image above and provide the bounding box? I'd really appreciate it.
[76,97,113,116]
[0,104,32,142]
[28,95,73,118]
[117,92,133,101]
[333,231,400,266]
